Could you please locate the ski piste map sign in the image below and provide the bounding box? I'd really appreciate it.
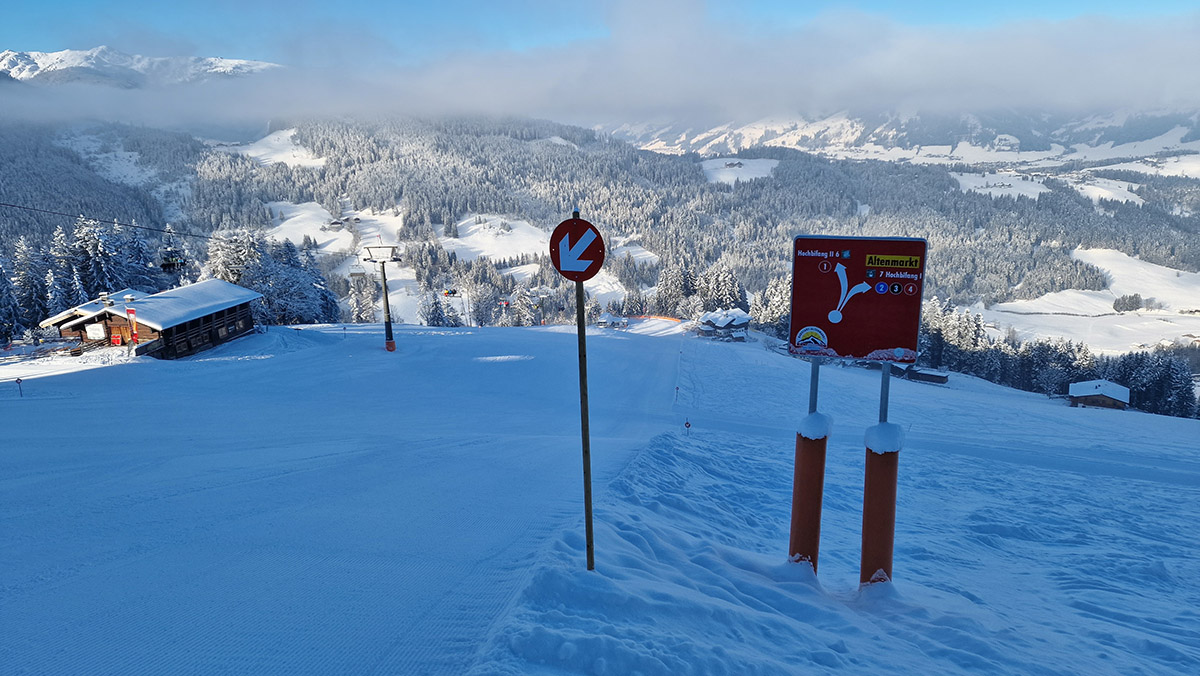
[550,217,606,282]
[789,235,927,363]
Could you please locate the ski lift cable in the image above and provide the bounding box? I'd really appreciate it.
[0,201,352,260]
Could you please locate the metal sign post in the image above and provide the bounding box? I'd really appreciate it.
[550,210,606,571]
[787,235,926,584]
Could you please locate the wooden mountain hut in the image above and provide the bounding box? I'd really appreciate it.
[1067,379,1130,410]
[43,279,262,359]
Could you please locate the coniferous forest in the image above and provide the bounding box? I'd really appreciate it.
[1,115,1198,417]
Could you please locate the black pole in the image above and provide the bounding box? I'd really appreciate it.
[575,279,595,570]
[380,262,395,351]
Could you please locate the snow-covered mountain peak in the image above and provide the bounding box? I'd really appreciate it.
[0,45,279,87]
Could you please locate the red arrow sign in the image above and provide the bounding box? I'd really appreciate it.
[550,217,605,282]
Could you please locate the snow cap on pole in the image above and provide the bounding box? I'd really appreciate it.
[865,422,905,454]
[799,412,832,441]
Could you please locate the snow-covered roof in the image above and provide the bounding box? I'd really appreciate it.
[39,288,146,328]
[61,279,261,332]
[700,308,751,328]
[1068,379,1130,404]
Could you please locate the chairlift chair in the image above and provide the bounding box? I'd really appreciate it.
[349,263,368,279]
[160,247,186,273]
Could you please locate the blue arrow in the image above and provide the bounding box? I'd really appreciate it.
[559,229,597,272]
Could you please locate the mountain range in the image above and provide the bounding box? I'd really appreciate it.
[4,45,1199,167]
[601,110,1200,165]
[0,45,278,88]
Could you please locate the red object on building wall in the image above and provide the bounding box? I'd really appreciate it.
[789,236,927,363]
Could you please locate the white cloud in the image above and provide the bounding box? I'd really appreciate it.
[4,3,1199,129]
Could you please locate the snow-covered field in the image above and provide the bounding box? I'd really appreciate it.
[1104,154,1200,179]
[951,171,1050,200]
[216,128,325,168]
[3,322,1198,674]
[977,249,1200,353]
[1069,176,1144,206]
[700,158,779,185]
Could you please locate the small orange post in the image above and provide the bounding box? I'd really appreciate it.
[859,444,899,584]
[789,360,828,572]
[860,365,903,585]
[789,430,828,571]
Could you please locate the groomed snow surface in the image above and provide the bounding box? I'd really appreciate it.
[3,322,1198,674]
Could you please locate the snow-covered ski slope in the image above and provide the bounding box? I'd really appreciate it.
[3,322,1198,674]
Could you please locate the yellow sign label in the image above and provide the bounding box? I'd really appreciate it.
[866,254,922,269]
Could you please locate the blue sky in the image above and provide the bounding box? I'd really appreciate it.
[4,0,1197,65]
[4,1,1198,125]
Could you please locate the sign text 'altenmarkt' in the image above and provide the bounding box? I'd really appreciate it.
[864,254,922,269]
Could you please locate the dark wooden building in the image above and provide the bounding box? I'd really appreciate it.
[1068,379,1130,410]
[42,279,262,359]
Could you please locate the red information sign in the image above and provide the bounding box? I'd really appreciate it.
[549,218,605,282]
[789,236,927,363]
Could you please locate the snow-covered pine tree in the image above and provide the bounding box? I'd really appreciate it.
[750,275,791,338]
[676,295,704,320]
[443,300,463,327]
[113,222,159,292]
[1163,357,1198,418]
[654,266,686,316]
[68,266,88,308]
[203,230,262,285]
[509,286,535,326]
[0,257,24,343]
[699,263,746,312]
[348,275,378,323]
[470,284,499,327]
[418,293,448,327]
[12,236,49,326]
[44,268,71,318]
[71,218,127,297]
[48,225,73,282]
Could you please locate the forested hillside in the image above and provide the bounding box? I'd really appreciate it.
[4,115,1200,314]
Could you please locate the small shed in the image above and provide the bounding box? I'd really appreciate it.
[44,279,262,359]
[903,365,950,384]
[700,308,751,341]
[1068,380,1130,410]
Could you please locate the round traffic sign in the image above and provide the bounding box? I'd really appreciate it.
[549,217,605,282]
